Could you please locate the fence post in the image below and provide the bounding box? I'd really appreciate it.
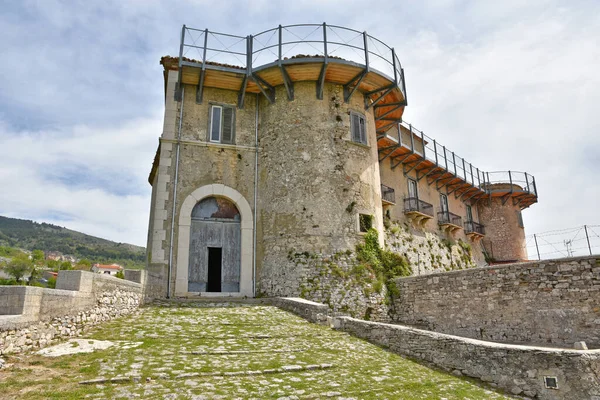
[534,234,541,260]
[584,225,592,255]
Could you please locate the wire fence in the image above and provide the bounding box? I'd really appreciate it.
[524,225,600,260]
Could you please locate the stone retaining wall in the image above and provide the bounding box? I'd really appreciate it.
[269,297,329,324]
[391,256,600,348]
[334,316,600,400]
[0,271,143,355]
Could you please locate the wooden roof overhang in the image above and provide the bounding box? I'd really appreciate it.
[377,125,538,210]
[161,55,405,131]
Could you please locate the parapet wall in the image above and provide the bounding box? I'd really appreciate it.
[334,316,600,400]
[391,256,600,347]
[0,270,143,355]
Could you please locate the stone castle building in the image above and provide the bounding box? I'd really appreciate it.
[145,24,538,298]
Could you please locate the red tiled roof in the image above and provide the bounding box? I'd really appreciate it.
[95,264,123,270]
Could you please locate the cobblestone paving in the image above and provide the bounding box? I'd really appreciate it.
[0,301,514,399]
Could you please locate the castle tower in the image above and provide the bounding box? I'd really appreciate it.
[477,179,537,262]
[146,24,407,298]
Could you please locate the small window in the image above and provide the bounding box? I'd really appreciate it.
[209,104,235,144]
[517,210,524,228]
[440,194,448,213]
[351,112,367,145]
[408,179,418,199]
[359,214,373,233]
[544,376,558,389]
[466,205,473,222]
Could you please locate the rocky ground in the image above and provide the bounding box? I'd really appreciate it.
[0,301,514,399]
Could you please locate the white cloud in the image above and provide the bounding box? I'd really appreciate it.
[0,0,598,256]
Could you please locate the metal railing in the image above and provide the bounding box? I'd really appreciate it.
[404,197,434,217]
[381,184,395,204]
[178,23,407,98]
[438,211,462,227]
[387,121,538,199]
[465,221,485,235]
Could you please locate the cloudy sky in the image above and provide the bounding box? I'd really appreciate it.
[0,1,599,256]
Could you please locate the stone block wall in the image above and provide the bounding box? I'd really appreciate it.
[0,271,143,355]
[391,256,600,348]
[334,316,600,400]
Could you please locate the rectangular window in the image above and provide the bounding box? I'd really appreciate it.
[517,210,524,228]
[466,205,473,222]
[351,112,367,145]
[407,179,418,199]
[440,194,448,213]
[359,214,373,233]
[209,104,235,144]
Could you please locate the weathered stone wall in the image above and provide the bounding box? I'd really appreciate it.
[384,222,481,275]
[478,192,527,261]
[269,297,329,324]
[379,154,488,267]
[291,251,390,322]
[334,315,600,400]
[0,271,143,355]
[391,256,600,348]
[257,82,384,296]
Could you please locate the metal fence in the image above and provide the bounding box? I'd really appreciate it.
[524,225,600,260]
[395,122,538,199]
[178,23,407,99]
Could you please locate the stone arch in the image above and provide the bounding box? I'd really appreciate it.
[175,184,253,296]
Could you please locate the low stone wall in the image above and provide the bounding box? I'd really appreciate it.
[391,256,600,348]
[0,271,143,355]
[334,316,600,400]
[269,297,329,324]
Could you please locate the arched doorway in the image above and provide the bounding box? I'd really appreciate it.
[188,196,241,293]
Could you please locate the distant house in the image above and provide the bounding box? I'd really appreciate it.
[92,263,123,275]
[45,251,63,261]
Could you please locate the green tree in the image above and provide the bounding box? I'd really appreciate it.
[3,255,33,283]
[59,261,73,270]
[75,258,92,271]
[31,249,45,264]
[115,270,125,279]
[47,259,60,271]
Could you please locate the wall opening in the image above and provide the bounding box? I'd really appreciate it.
[207,247,222,292]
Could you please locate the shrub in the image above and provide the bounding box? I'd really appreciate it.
[115,270,125,279]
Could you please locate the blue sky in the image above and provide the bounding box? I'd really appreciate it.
[0,0,599,255]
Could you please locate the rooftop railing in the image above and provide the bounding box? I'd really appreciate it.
[178,23,407,99]
[386,121,538,199]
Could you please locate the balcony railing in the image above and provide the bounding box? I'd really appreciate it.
[404,197,434,217]
[438,211,462,227]
[379,121,538,208]
[465,220,485,235]
[381,184,395,204]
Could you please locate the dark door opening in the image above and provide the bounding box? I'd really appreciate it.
[207,247,222,292]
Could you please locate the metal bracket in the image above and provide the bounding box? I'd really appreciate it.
[316,63,328,100]
[403,159,424,177]
[252,74,275,104]
[237,75,248,109]
[391,152,413,170]
[379,145,400,162]
[364,84,396,110]
[280,65,294,101]
[417,165,438,182]
[343,69,368,102]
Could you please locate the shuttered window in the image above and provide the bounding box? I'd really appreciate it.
[351,112,367,145]
[209,104,235,144]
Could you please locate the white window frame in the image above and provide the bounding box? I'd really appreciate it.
[209,105,223,143]
[407,178,418,199]
[466,205,473,222]
[440,194,448,213]
[208,104,235,144]
[350,111,367,145]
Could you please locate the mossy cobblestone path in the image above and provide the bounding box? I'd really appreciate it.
[0,301,514,399]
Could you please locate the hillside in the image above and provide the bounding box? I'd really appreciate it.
[0,216,146,268]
